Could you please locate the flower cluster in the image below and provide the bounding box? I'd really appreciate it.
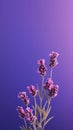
[25,107,37,123]
[17,106,25,119]
[37,59,47,76]
[17,106,37,123]
[49,51,59,68]
[44,78,53,90]
[48,85,59,97]
[27,85,38,96]
[17,51,59,130]
[44,78,59,98]
[18,92,30,105]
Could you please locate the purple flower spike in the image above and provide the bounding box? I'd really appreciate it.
[17,106,25,119]
[25,107,33,118]
[25,107,32,119]
[49,51,59,68]
[27,85,38,96]
[48,85,59,98]
[18,92,26,99]
[18,92,30,105]
[44,78,53,90]
[37,59,47,76]
[25,107,37,123]
[17,53,60,128]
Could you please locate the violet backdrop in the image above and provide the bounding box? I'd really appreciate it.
[0,0,73,130]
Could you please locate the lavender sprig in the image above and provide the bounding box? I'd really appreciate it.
[17,51,59,130]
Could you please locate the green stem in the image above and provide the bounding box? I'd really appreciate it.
[43,100,47,110]
[41,76,44,95]
[39,76,45,126]
[34,96,36,116]
[50,68,53,79]
[24,118,27,129]
[42,76,44,86]
[33,125,37,130]
[40,96,42,123]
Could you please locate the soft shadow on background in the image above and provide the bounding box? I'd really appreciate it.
[0,0,73,130]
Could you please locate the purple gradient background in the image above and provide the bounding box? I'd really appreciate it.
[0,0,73,130]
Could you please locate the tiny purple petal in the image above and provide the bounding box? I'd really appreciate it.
[30,115,37,123]
[18,92,26,99]
[26,107,33,113]
[24,97,30,105]
[38,59,45,65]
[49,51,59,58]
[47,78,53,84]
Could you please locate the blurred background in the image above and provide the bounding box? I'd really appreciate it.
[0,0,73,130]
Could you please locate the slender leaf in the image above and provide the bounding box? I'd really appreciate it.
[44,116,54,127]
